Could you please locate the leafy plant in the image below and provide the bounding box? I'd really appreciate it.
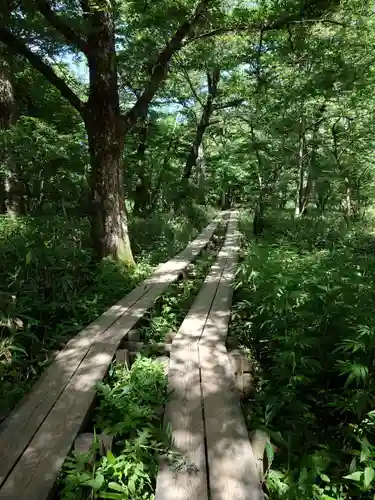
[59,357,169,500]
[232,211,375,499]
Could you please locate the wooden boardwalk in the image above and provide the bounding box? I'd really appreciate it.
[0,210,263,500]
[0,215,223,500]
[156,211,264,500]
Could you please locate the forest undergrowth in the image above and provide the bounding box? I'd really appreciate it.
[0,204,214,419]
[57,357,170,500]
[231,210,375,500]
[136,218,227,344]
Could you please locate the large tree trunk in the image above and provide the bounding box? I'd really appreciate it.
[0,0,212,260]
[85,6,134,265]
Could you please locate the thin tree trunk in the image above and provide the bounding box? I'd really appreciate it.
[0,44,26,215]
[196,143,206,204]
[250,121,266,235]
[133,119,151,216]
[150,131,177,212]
[344,177,352,218]
[295,125,306,218]
[183,68,220,180]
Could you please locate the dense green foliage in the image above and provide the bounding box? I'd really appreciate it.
[0,208,213,418]
[2,0,375,498]
[59,358,169,499]
[232,210,375,499]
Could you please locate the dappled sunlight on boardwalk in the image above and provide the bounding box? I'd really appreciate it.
[0,216,223,500]
[156,212,263,500]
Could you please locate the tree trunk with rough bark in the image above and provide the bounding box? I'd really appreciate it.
[0,0,212,260]
[84,5,134,265]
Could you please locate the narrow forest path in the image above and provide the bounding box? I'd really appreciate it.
[156,211,263,500]
[0,210,262,500]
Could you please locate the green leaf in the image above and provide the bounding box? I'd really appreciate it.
[319,473,330,483]
[106,450,117,465]
[344,471,363,482]
[108,482,125,492]
[364,467,374,489]
[128,477,136,495]
[25,251,32,265]
[98,493,123,499]
[265,440,274,466]
[84,472,105,490]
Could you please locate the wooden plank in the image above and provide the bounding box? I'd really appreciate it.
[115,349,131,368]
[155,213,236,500]
[199,214,264,500]
[0,215,222,499]
[0,282,151,487]
[199,342,263,500]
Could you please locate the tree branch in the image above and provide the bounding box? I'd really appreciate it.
[0,26,85,114]
[176,56,204,107]
[35,0,88,53]
[188,18,346,43]
[184,0,345,46]
[213,98,245,111]
[123,0,210,130]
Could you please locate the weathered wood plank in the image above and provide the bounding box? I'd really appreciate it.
[0,215,222,497]
[0,282,150,487]
[155,212,237,500]
[199,342,263,500]
[199,214,264,500]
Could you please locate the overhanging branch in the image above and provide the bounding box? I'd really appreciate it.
[0,26,85,114]
[176,56,204,107]
[185,0,345,46]
[35,0,88,53]
[213,98,244,111]
[185,18,345,44]
[123,0,210,130]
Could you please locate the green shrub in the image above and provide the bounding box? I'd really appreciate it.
[232,211,375,499]
[59,357,169,500]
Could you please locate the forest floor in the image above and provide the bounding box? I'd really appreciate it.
[0,205,215,420]
[231,209,375,500]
